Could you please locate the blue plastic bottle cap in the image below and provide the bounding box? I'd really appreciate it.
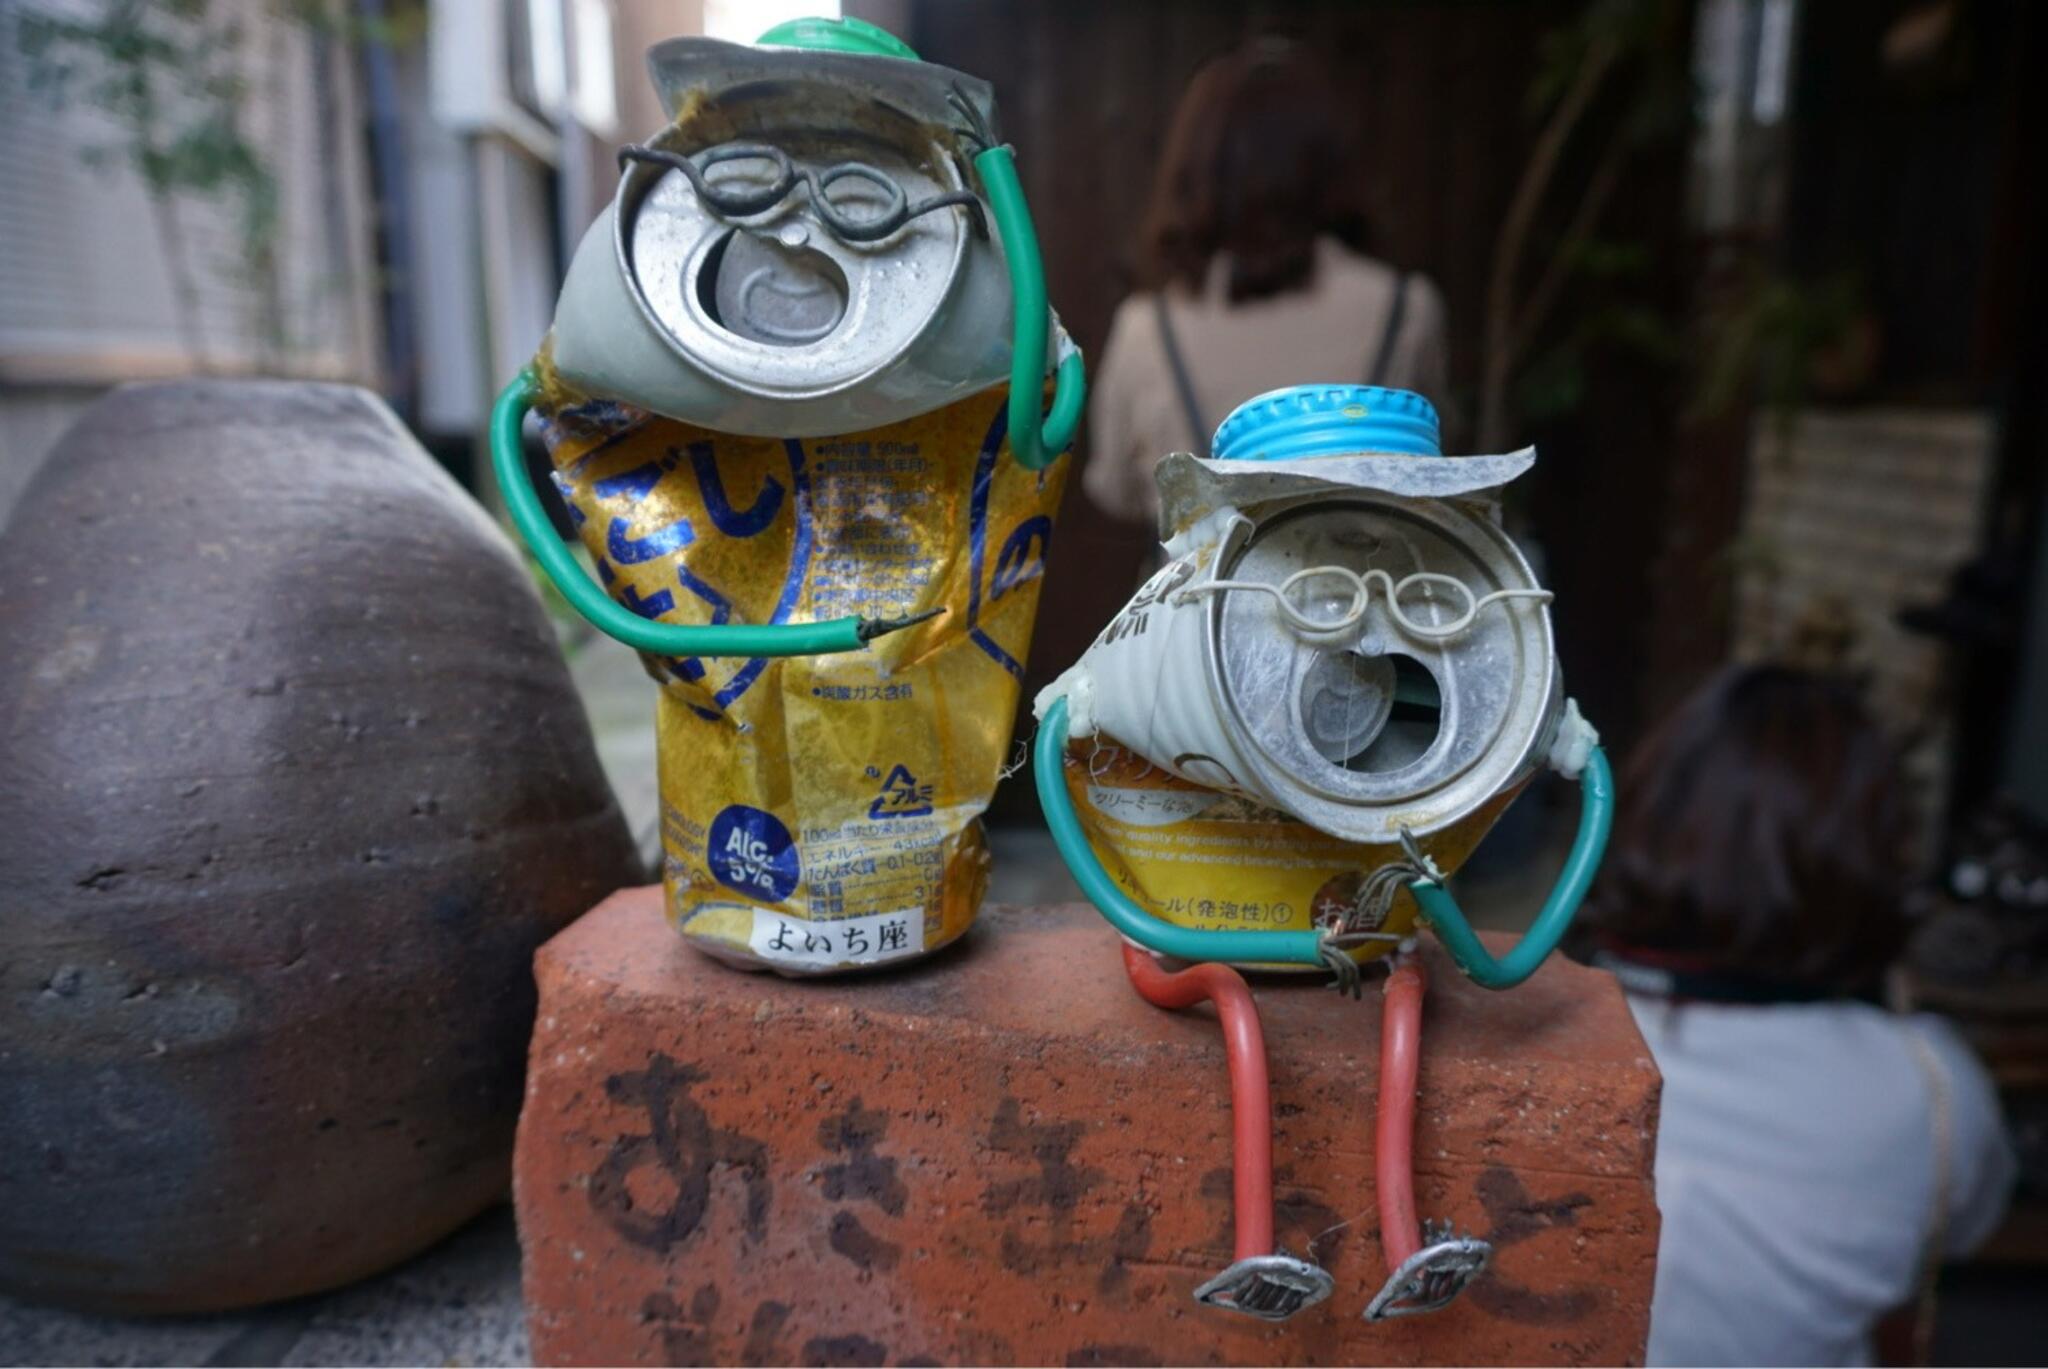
[1210,384,1442,461]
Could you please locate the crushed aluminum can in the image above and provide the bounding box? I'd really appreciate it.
[1035,385,1563,965]
[527,25,1070,974]
[548,35,1032,437]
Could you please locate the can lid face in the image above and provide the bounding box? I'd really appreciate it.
[1206,495,1559,841]
[1212,385,1442,463]
[615,103,971,402]
[614,39,1001,407]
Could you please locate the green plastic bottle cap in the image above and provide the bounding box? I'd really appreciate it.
[754,16,920,61]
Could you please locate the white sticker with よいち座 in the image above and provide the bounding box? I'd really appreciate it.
[746,905,926,969]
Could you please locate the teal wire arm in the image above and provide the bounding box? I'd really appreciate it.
[491,370,905,658]
[1036,694,1614,989]
[975,146,1085,472]
[1035,696,1326,966]
[1410,747,1615,989]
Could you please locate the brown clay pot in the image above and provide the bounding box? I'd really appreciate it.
[0,381,641,1314]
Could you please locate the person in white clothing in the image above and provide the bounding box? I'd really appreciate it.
[1574,665,2016,1366]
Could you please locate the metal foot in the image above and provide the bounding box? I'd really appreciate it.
[1362,1221,1493,1321]
[1193,1252,1336,1321]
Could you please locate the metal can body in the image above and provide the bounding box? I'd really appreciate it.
[535,374,1062,973]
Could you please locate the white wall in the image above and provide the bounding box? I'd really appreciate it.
[0,0,380,519]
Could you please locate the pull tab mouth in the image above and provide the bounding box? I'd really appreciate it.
[700,228,850,346]
[1297,649,1397,768]
[1200,497,1561,841]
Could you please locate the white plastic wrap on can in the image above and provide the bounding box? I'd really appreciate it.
[1546,697,1600,779]
[1037,548,1266,798]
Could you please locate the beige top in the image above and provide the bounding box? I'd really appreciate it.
[1084,238,1449,528]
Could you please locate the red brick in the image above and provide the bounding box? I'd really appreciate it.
[515,889,1661,1366]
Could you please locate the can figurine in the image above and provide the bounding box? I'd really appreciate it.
[1033,385,1614,1320]
[492,16,1084,975]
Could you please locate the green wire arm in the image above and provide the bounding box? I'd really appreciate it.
[1409,745,1614,989]
[1034,693,1615,989]
[1036,696,1326,966]
[975,145,1085,471]
[491,369,911,658]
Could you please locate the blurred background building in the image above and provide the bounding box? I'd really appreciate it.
[1,0,2044,1358]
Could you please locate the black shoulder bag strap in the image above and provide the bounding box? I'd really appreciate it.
[1153,294,1210,451]
[1365,272,1411,388]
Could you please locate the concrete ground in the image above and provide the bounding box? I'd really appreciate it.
[0,1209,527,1368]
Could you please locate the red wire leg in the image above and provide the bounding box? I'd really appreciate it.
[1120,943,1275,1260]
[1377,956,1428,1269]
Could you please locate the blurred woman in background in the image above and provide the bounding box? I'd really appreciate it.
[1578,665,2015,1366]
[1084,38,1449,528]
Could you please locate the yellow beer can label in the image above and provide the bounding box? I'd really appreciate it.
[1061,735,1518,967]
[533,378,1062,974]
